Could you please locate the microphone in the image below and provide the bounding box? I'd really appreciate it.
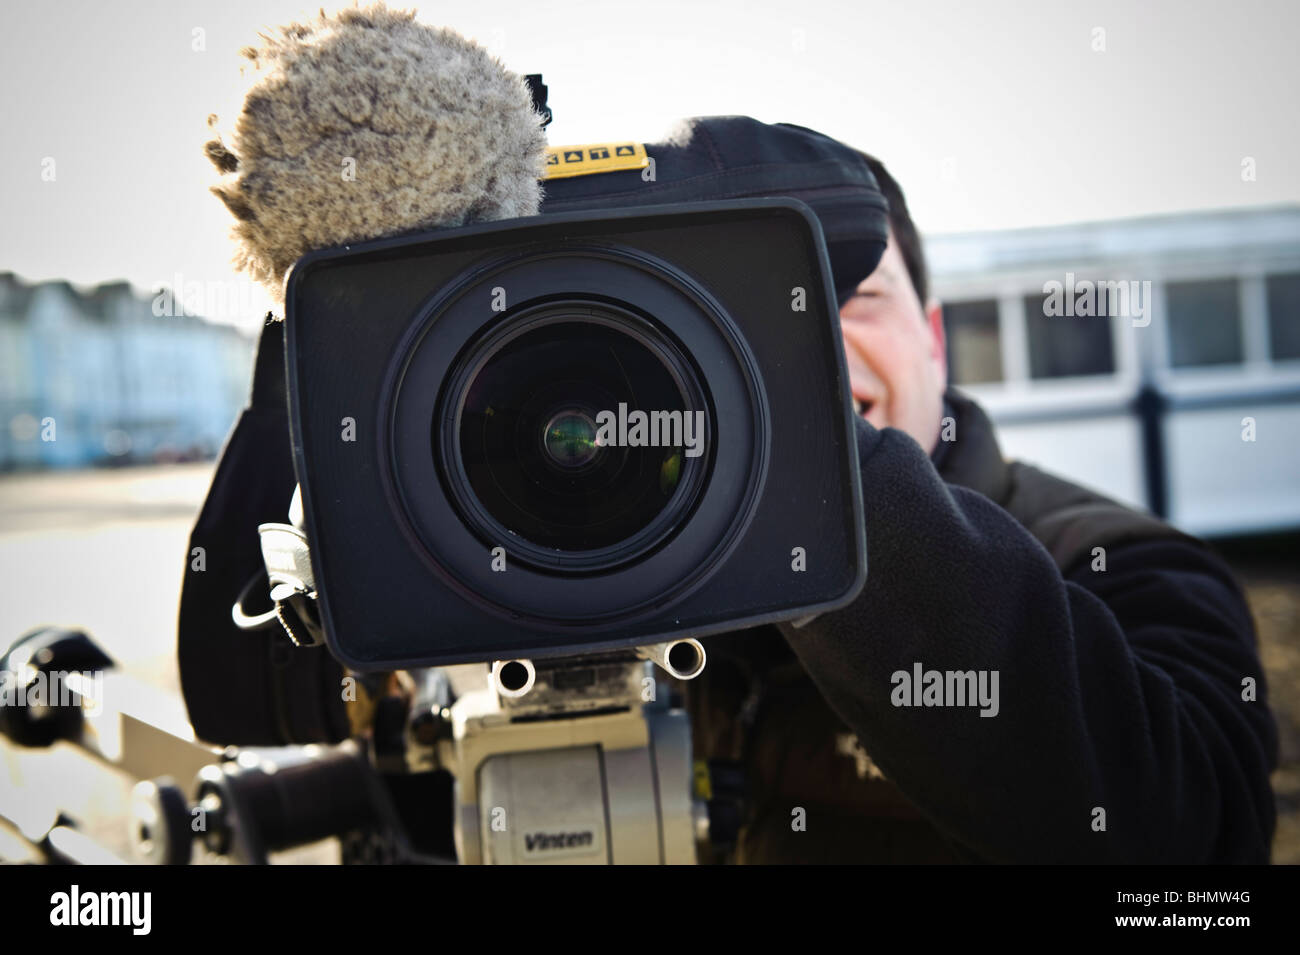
[204,4,549,301]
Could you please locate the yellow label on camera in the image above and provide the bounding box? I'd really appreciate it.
[544,142,648,180]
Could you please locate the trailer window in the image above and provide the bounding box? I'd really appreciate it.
[1023,292,1115,379]
[944,299,1003,384]
[1166,278,1243,367]
[1266,272,1300,362]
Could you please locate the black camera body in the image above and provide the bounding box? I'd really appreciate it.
[285,198,866,669]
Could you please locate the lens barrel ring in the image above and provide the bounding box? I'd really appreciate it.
[383,245,769,626]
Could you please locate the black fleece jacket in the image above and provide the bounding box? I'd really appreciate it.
[771,406,1278,864]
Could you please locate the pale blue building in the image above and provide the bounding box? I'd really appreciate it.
[0,273,254,470]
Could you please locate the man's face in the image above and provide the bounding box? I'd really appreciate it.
[838,229,948,453]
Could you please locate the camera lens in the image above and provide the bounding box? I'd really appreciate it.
[542,410,600,469]
[443,304,709,566]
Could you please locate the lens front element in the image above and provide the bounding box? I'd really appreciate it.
[443,304,710,570]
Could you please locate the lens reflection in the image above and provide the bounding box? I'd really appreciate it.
[455,318,694,553]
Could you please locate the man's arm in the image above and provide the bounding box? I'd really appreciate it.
[779,418,1278,863]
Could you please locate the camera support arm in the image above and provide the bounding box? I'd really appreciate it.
[432,652,706,864]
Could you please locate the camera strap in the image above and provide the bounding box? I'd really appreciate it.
[231,486,326,648]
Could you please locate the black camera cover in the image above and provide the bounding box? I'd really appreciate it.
[285,199,867,668]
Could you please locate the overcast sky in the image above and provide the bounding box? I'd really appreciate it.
[1,0,1296,328]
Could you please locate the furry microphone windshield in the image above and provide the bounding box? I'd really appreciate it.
[204,4,549,301]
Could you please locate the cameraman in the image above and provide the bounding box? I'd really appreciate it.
[689,155,1278,864]
[183,7,1275,865]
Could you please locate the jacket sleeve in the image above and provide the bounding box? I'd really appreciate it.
[778,417,1278,863]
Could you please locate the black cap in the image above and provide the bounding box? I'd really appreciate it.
[539,116,888,301]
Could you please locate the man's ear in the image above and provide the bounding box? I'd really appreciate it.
[926,298,947,382]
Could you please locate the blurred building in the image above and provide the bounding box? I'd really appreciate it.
[928,205,1300,537]
[0,273,254,470]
